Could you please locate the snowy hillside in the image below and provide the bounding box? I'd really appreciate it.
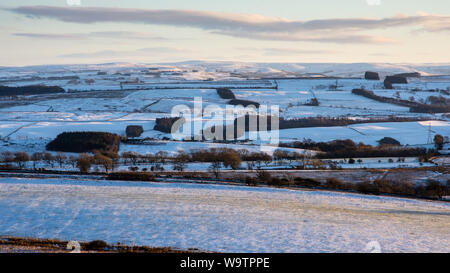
[1,178,449,253]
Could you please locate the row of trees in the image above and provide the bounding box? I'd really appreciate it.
[0,85,65,96]
[231,114,429,133]
[2,149,448,199]
[352,88,449,113]
[2,135,445,174]
[1,148,277,174]
[244,172,449,200]
[0,151,115,173]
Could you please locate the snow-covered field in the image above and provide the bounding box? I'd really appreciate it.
[278,120,450,146]
[0,62,448,165]
[2,62,450,82]
[0,178,448,253]
[0,62,449,253]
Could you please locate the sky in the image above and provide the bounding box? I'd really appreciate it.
[1,0,450,66]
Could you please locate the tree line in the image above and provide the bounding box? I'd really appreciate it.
[46,132,120,154]
[279,138,432,159]
[0,85,65,96]
[352,88,449,113]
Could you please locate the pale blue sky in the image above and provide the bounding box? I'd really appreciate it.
[1,0,449,66]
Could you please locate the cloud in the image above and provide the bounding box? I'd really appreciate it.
[60,47,190,58]
[214,30,397,44]
[262,48,338,56]
[12,31,168,40]
[7,6,450,44]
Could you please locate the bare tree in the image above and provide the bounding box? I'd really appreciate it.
[14,152,30,169]
[209,161,221,179]
[31,152,43,170]
[222,151,241,170]
[55,152,67,168]
[0,151,13,163]
[77,153,92,173]
[173,152,189,172]
[68,155,78,168]
[94,153,113,173]
[43,152,55,168]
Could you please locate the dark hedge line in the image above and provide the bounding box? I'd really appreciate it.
[107,171,156,181]
[352,88,449,113]
[0,85,65,96]
[227,99,260,108]
[352,88,415,107]
[385,76,408,84]
[236,115,430,131]
[199,115,433,141]
[254,174,449,200]
[279,139,429,159]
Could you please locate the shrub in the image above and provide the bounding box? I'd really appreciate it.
[267,177,289,187]
[228,99,260,108]
[46,132,120,154]
[256,170,271,183]
[107,171,156,182]
[356,181,379,194]
[304,98,320,106]
[378,137,401,146]
[325,178,345,189]
[373,179,394,194]
[416,180,448,199]
[294,177,321,187]
[245,176,258,186]
[268,177,282,186]
[83,240,108,251]
[392,180,416,196]
[434,134,444,150]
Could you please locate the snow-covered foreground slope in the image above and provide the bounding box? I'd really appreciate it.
[0,178,448,253]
